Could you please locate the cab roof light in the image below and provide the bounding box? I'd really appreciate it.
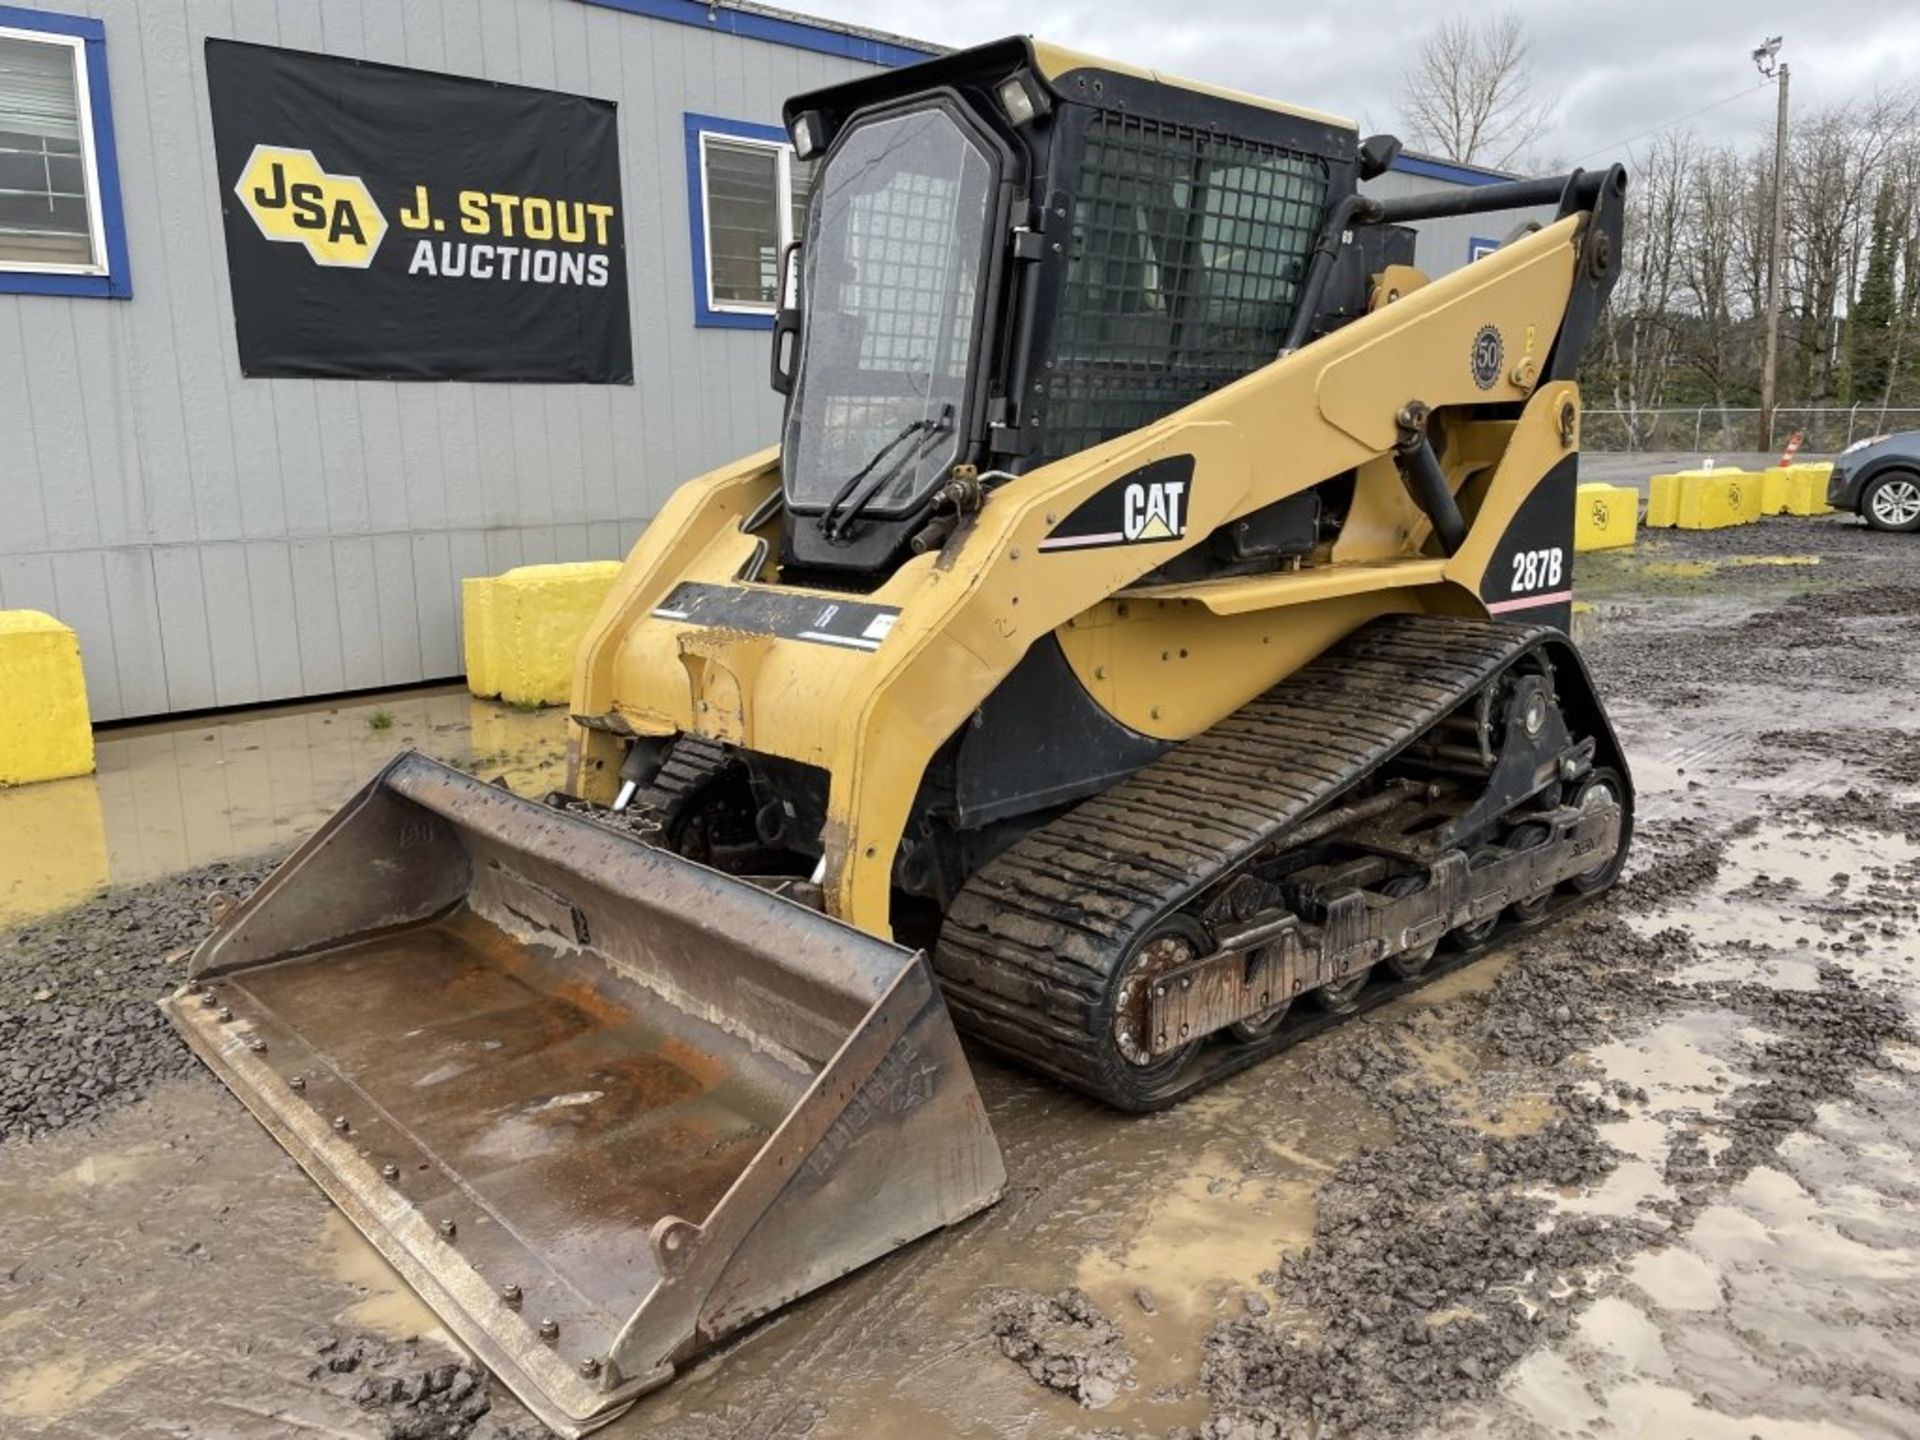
[995,72,1051,129]
[790,109,828,161]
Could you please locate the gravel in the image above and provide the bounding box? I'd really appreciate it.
[0,857,276,1144]
[4,504,1916,1440]
[1580,518,1920,705]
[1613,813,1759,909]
[1192,516,1920,1438]
[1749,725,1920,788]
[1697,962,1914,1192]
[1194,891,1913,1439]
[1202,1033,1638,1437]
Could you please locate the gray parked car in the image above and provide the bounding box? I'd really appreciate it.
[1828,431,1920,531]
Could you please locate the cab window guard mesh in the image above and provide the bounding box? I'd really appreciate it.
[1042,113,1329,462]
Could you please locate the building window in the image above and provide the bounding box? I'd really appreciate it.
[0,7,129,297]
[684,112,811,329]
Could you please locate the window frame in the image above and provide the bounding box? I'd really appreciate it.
[684,111,804,330]
[0,6,130,298]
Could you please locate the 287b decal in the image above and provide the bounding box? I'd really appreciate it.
[1485,543,1571,616]
[1479,455,1577,624]
[1509,546,1564,594]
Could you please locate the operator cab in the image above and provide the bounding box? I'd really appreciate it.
[770,37,1410,582]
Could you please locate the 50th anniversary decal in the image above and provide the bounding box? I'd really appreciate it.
[208,40,632,383]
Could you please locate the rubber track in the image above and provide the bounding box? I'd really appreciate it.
[625,736,733,833]
[935,614,1556,1101]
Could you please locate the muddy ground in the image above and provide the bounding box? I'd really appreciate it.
[3,512,1917,1440]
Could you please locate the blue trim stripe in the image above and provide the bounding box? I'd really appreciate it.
[82,25,129,296]
[0,2,96,37]
[684,112,784,331]
[1389,152,1512,188]
[0,5,131,299]
[582,0,933,68]
[689,110,787,146]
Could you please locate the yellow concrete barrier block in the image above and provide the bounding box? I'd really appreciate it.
[461,576,501,699]
[1759,468,1791,516]
[0,611,95,785]
[462,561,622,707]
[1783,463,1835,516]
[1676,470,1763,529]
[1645,471,1685,527]
[1575,482,1638,551]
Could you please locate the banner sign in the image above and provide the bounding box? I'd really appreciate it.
[206,41,633,383]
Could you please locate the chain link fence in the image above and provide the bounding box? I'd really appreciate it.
[1583,406,1920,456]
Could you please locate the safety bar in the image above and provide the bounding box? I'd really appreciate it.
[1364,168,1618,225]
[1283,166,1625,355]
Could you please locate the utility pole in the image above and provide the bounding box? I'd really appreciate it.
[1754,37,1789,453]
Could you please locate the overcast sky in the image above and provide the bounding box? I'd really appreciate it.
[795,1,1920,169]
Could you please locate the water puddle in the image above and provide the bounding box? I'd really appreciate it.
[1076,1155,1317,1322]
[1502,1346,1865,1439]
[54,1149,161,1192]
[1638,559,1721,580]
[311,1211,455,1347]
[1546,1010,1748,1229]
[0,685,568,928]
[1725,822,1919,889]
[1634,555,1822,583]
[1396,1004,1557,1137]
[1475,778,1920,1440]
[1625,1246,1723,1311]
[1070,1083,1381,1421]
[1585,1010,1746,1105]
[1725,554,1823,568]
[1626,818,1920,982]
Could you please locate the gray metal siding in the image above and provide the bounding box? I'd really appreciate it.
[1360,167,1558,278]
[0,0,878,720]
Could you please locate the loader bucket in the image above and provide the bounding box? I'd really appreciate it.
[160,752,1005,1436]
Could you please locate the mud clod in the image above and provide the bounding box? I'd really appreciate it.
[988,1287,1134,1409]
[330,1337,498,1439]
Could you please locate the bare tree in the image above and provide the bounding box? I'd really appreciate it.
[1679,145,1747,410]
[1888,139,1920,410]
[1397,13,1552,169]
[1732,146,1774,326]
[1782,89,1920,404]
[1595,131,1696,445]
[1580,85,1920,443]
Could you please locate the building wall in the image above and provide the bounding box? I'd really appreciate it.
[1362,157,1559,277]
[1,11,1554,724]
[0,0,889,720]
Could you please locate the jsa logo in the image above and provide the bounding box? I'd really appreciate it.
[236,144,388,268]
[1122,479,1188,542]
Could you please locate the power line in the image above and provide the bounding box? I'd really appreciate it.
[1568,79,1773,164]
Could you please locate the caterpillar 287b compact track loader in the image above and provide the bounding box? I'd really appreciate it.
[165,36,1632,1435]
